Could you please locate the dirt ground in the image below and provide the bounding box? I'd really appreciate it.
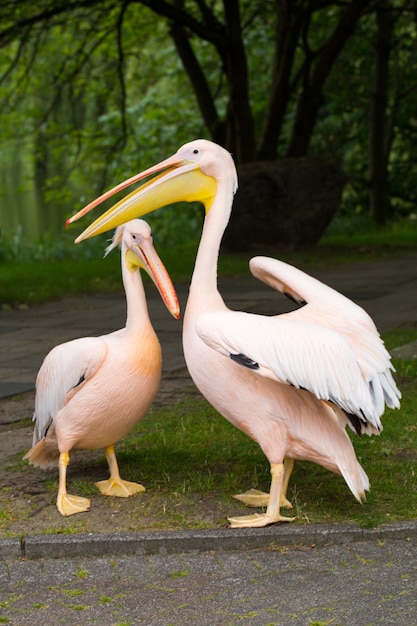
[0,388,241,538]
[2,251,416,538]
[0,390,34,460]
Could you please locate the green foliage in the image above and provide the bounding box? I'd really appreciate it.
[0,255,123,307]
[383,328,417,353]
[322,214,417,246]
[0,3,209,245]
[314,8,417,221]
[1,221,416,308]
[1,2,417,256]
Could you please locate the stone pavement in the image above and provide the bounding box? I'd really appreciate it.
[0,530,416,625]
[1,250,417,401]
[0,251,416,625]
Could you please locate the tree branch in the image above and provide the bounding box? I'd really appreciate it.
[115,1,128,146]
[222,0,255,161]
[257,0,307,160]
[0,0,113,48]
[169,21,225,144]
[133,0,226,50]
[287,0,373,157]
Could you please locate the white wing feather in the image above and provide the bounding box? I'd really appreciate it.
[250,257,401,412]
[196,311,381,429]
[33,337,107,443]
[196,256,400,435]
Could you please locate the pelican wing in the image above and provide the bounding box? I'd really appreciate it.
[196,310,384,432]
[250,256,401,414]
[33,337,107,442]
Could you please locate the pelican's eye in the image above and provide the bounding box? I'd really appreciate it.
[193,149,199,154]
[131,232,146,248]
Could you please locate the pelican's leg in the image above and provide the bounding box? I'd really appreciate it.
[57,452,91,516]
[232,457,295,509]
[228,462,296,528]
[281,457,294,508]
[95,445,145,497]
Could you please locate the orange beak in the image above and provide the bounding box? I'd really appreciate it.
[127,234,180,320]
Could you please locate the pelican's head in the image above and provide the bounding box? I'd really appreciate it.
[105,219,180,319]
[67,140,238,243]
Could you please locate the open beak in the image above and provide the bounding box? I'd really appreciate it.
[127,236,180,320]
[67,151,217,243]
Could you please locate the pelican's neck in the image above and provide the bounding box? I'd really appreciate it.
[190,177,234,299]
[121,249,150,333]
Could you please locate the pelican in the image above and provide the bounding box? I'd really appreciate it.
[67,140,401,527]
[24,219,179,516]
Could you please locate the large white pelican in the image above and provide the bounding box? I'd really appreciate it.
[24,219,179,516]
[67,140,401,527]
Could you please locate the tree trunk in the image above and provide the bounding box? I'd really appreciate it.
[166,0,255,161]
[169,22,227,147]
[257,0,306,160]
[286,0,371,157]
[222,0,255,162]
[33,127,50,234]
[369,3,394,225]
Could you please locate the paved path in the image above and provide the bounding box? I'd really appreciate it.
[0,535,416,625]
[0,251,416,625]
[1,251,417,400]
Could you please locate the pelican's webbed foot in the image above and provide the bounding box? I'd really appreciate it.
[228,462,296,528]
[233,488,293,509]
[228,511,296,528]
[57,493,91,516]
[57,451,91,516]
[95,477,145,498]
[96,444,145,498]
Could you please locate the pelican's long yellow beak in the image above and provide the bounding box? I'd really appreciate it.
[127,236,180,320]
[67,152,217,244]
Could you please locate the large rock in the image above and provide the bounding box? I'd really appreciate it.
[222,157,346,252]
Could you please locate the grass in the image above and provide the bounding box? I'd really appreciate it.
[114,345,417,530]
[0,219,416,308]
[0,224,415,534]
[0,236,199,308]
[1,331,414,535]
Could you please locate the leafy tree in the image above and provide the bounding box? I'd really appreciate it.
[1,0,417,245]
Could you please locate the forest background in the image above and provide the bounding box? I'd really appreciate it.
[0,0,417,261]
[0,0,416,538]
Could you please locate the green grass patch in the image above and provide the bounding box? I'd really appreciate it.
[62,589,85,597]
[0,233,415,534]
[322,216,417,247]
[0,239,200,307]
[76,567,88,580]
[1,224,416,307]
[1,331,415,535]
[383,328,417,352]
[99,596,112,604]
[169,569,190,578]
[122,365,416,529]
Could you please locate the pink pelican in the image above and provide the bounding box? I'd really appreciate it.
[25,219,179,516]
[67,140,401,527]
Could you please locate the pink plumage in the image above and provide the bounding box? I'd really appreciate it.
[25,219,179,516]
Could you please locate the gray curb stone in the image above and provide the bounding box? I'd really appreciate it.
[1,520,416,561]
